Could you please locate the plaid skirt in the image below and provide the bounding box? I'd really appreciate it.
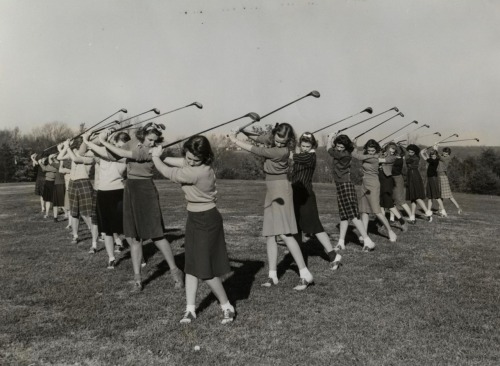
[68,179,94,218]
[426,176,441,199]
[439,173,453,199]
[184,207,230,280]
[335,182,359,221]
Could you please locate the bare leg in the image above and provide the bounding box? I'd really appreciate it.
[40,197,44,212]
[449,197,462,213]
[361,213,370,233]
[279,234,306,270]
[205,277,229,305]
[53,206,58,219]
[314,232,334,253]
[266,236,279,272]
[336,220,349,249]
[427,199,433,212]
[375,212,397,242]
[44,201,51,217]
[128,237,143,278]
[71,217,79,240]
[185,274,198,307]
[104,235,115,261]
[153,238,178,270]
[401,203,412,218]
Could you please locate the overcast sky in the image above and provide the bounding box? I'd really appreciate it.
[1,0,498,146]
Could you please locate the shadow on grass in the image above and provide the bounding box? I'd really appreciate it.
[195,258,265,315]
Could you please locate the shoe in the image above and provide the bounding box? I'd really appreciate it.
[334,241,346,251]
[65,224,72,230]
[330,254,342,271]
[362,238,376,252]
[88,247,97,254]
[141,259,147,268]
[107,260,116,269]
[180,311,196,324]
[358,236,365,244]
[171,268,185,289]
[389,231,397,243]
[71,237,78,244]
[408,219,416,225]
[293,278,314,291]
[131,280,143,293]
[400,220,408,232]
[114,245,124,253]
[457,208,463,215]
[261,278,278,287]
[427,215,433,223]
[221,309,235,324]
[43,215,48,219]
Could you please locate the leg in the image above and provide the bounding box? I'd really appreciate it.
[44,201,51,218]
[71,216,79,242]
[279,234,314,286]
[180,274,198,323]
[449,197,462,213]
[389,207,408,232]
[352,217,376,250]
[375,213,397,242]
[104,235,115,265]
[336,220,349,249]
[314,232,334,253]
[361,212,369,233]
[128,237,143,278]
[40,196,44,212]
[205,277,235,324]
[401,203,412,218]
[262,236,279,286]
[153,238,184,288]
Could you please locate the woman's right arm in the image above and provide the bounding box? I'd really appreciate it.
[99,131,134,159]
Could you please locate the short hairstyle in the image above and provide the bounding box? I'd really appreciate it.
[271,123,296,150]
[407,144,421,155]
[363,139,381,154]
[299,132,318,149]
[183,135,214,165]
[136,123,164,144]
[113,132,131,144]
[384,142,399,155]
[333,134,354,153]
[442,147,451,154]
[428,148,438,156]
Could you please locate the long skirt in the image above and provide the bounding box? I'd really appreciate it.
[358,175,381,214]
[52,183,66,207]
[392,175,406,207]
[184,207,231,280]
[35,168,45,196]
[292,183,324,234]
[123,179,165,240]
[439,174,453,199]
[406,169,426,201]
[263,178,298,236]
[336,182,359,221]
[68,179,94,218]
[96,189,124,236]
[426,176,441,199]
[379,170,395,209]
[42,181,55,202]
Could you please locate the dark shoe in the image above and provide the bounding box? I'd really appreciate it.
[293,278,314,291]
[107,260,116,269]
[221,309,235,324]
[171,268,185,289]
[53,218,58,223]
[88,247,97,254]
[114,245,124,253]
[131,280,143,293]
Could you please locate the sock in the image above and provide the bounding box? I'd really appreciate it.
[299,267,313,282]
[186,304,196,314]
[410,215,415,221]
[398,217,406,224]
[268,270,278,284]
[426,210,433,216]
[220,302,234,312]
[337,239,345,246]
[327,250,337,262]
[389,212,395,221]
[115,238,123,246]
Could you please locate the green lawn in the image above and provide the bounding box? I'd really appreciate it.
[0,180,499,365]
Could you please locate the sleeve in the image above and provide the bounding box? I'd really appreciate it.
[162,166,197,184]
[327,147,335,157]
[292,152,315,166]
[250,146,287,159]
[351,150,366,161]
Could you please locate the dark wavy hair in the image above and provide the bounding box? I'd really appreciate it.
[298,132,318,149]
[407,144,420,155]
[271,123,296,150]
[442,147,451,154]
[363,139,381,154]
[183,135,214,165]
[333,134,354,153]
[113,132,131,144]
[136,124,164,144]
[384,142,400,155]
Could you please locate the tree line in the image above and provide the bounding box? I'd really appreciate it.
[1,122,499,196]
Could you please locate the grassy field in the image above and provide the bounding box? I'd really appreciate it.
[1,180,499,366]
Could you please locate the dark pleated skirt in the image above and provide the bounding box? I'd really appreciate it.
[52,183,66,207]
[184,207,230,280]
[379,170,395,209]
[123,179,165,240]
[97,189,124,235]
[426,176,441,199]
[292,183,324,234]
[35,169,45,196]
[42,181,55,202]
[406,169,426,201]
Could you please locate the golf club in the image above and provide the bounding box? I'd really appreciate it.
[161,112,261,148]
[354,112,404,140]
[236,90,321,134]
[336,107,399,134]
[391,124,429,143]
[312,107,373,134]
[94,108,162,135]
[441,138,479,144]
[378,120,418,143]
[436,133,459,145]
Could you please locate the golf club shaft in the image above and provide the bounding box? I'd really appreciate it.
[312,108,372,134]
[99,109,161,134]
[338,107,397,134]
[74,108,127,139]
[354,113,403,140]
[440,138,479,144]
[392,125,428,142]
[378,121,418,143]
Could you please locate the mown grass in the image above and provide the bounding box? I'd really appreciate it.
[0,180,499,365]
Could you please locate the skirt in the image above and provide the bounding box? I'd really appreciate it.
[379,170,395,209]
[358,176,381,214]
[292,183,324,234]
[335,182,359,221]
[68,179,94,218]
[123,179,165,240]
[96,189,124,236]
[184,207,231,280]
[52,183,66,207]
[42,181,55,202]
[91,190,98,225]
[426,176,441,199]
[35,170,45,196]
[263,178,298,236]
[406,169,426,201]
[392,175,406,206]
[439,174,453,199]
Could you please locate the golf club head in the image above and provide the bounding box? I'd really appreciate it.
[475,138,480,142]
[423,124,430,128]
[398,112,404,117]
[120,108,128,113]
[153,108,160,115]
[435,132,442,136]
[412,120,418,124]
[362,107,373,114]
[192,102,203,109]
[453,134,459,138]
[391,107,399,112]
[246,112,261,121]
[308,90,321,98]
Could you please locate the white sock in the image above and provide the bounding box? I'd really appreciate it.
[389,212,395,221]
[186,305,196,314]
[337,239,345,246]
[91,242,97,248]
[299,267,313,282]
[410,215,415,221]
[269,270,278,284]
[221,302,234,312]
[115,238,122,246]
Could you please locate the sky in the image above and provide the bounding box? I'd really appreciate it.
[0,0,499,146]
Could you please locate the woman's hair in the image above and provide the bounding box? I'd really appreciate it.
[428,148,438,156]
[442,147,451,154]
[298,132,318,149]
[407,144,420,155]
[363,139,381,154]
[333,134,354,153]
[384,142,399,155]
[113,132,131,144]
[70,137,83,150]
[271,123,296,150]
[136,122,164,144]
[183,135,214,165]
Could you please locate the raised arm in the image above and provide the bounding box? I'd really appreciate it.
[83,132,118,161]
[99,130,134,159]
[163,157,185,167]
[59,160,71,174]
[420,148,429,160]
[151,147,195,184]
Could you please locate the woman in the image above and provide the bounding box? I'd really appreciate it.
[31,153,45,213]
[421,147,446,216]
[99,123,184,291]
[405,144,433,223]
[152,135,235,324]
[229,123,314,291]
